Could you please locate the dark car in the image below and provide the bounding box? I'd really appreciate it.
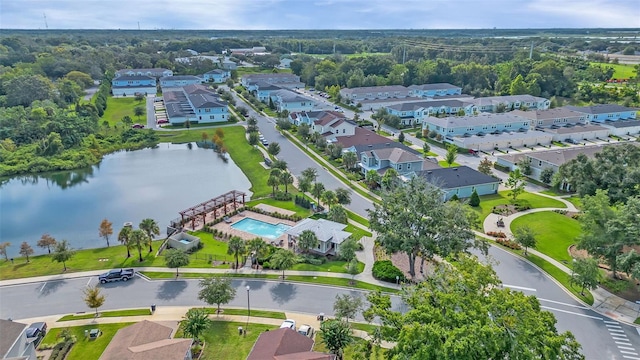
[26,322,47,347]
[99,268,135,283]
[131,123,145,129]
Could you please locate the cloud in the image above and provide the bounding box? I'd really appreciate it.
[1,0,639,29]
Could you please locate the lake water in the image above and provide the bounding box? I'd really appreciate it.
[0,143,252,257]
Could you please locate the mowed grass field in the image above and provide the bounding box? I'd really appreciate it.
[101,97,142,127]
[510,211,581,265]
[590,62,637,79]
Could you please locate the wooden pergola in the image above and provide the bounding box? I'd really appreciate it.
[178,190,246,229]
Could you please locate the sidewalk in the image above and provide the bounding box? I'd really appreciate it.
[16,306,395,349]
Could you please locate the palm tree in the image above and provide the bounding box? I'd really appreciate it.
[327,205,348,224]
[183,308,211,343]
[301,167,318,183]
[139,218,160,252]
[227,236,246,270]
[321,190,338,210]
[342,151,358,171]
[335,188,351,205]
[247,238,267,268]
[280,171,294,193]
[311,182,325,207]
[297,230,319,254]
[365,169,381,189]
[129,229,149,262]
[267,175,280,196]
[381,168,399,190]
[118,227,132,258]
[270,249,297,280]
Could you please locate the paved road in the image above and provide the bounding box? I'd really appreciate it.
[477,245,640,360]
[0,277,405,323]
[231,91,374,217]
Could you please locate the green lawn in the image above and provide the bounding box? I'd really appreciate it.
[58,309,151,321]
[346,209,370,228]
[314,333,387,360]
[291,260,365,273]
[438,160,460,167]
[350,322,380,334]
[345,224,373,241]
[471,191,567,223]
[510,212,581,265]
[246,198,311,217]
[101,97,143,127]
[590,62,637,79]
[40,323,133,360]
[0,240,163,280]
[416,148,439,157]
[176,320,276,360]
[200,307,286,319]
[566,196,582,210]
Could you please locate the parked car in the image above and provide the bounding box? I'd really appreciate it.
[261,139,269,146]
[26,322,47,347]
[280,319,296,330]
[99,268,135,283]
[297,324,314,338]
[131,123,145,129]
[565,138,576,144]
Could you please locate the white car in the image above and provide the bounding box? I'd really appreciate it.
[280,319,296,330]
[297,324,314,338]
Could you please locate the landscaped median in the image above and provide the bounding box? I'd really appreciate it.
[57,308,151,322]
[472,190,567,223]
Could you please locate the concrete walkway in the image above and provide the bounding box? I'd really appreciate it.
[17,306,395,349]
[479,192,640,326]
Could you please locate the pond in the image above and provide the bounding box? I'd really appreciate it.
[0,143,252,257]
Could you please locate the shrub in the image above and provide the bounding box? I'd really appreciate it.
[496,238,522,250]
[372,260,406,283]
[428,130,437,139]
[486,231,507,238]
[469,190,480,207]
[50,340,74,360]
[274,191,292,201]
[449,194,459,202]
[415,131,423,139]
[262,261,271,269]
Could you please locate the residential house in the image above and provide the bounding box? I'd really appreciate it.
[247,328,335,360]
[451,130,554,151]
[251,82,284,101]
[511,108,608,141]
[221,59,237,70]
[228,46,268,56]
[564,104,637,123]
[285,218,352,255]
[279,58,293,69]
[99,320,192,360]
[385,99,477,126]
[115,68,173,78]
[298,110,348,132]
[162,84,228,125]
[471,95,550,113]
[496,142,640,185]
[269,89,315,113]
[111,75,157,97]
[598,119,640,137]
[203,69,231,83]
[340,85,410,104]
[241,73,303,89]
[407,83,462,98]
[511,108,586,128]
[406,166,500,200]
[359,94,473,112]
[359,145,440,175]
[0,319,37,360]
[422,112,531,138]
[333,127,393,150]
[159,75,203,90]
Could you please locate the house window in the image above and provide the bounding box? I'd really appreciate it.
[407,163,411,169]
[398,164,403,170]
[342,129,345,133]
[335,130,339,134]
[222,115,225,119]
[210,115,214,119]
[205,109,211,113]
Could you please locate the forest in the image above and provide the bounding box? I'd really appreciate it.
[0,29,638,176]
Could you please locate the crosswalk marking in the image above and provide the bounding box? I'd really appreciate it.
[620,350,639,355]
[609,328,626,333]
[605,320,619,324]
[616,341,634,346]
[619,346,637,351]
[607,324,623,329]
[622,355,640,360]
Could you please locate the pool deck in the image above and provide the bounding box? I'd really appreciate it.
[212,211,297,249]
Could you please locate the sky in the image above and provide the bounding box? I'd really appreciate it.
[1,0,639,30]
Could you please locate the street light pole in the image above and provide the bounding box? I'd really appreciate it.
[245,285,251,337]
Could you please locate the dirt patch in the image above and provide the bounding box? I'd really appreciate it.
[492,204,519,217]
[390,252,435,283]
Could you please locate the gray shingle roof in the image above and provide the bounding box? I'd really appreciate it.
[160,75,201,81]
[564,104,637,115]
[341,85,407,95]
[0,319,28,358]
[114,75,155,81]
[386,99,472,112]
[424,112,529,128]
[511,108,584,120]
[408,83,461,90]
[415,166,500,189]
[188,93,226,109]
[285,218,351,245]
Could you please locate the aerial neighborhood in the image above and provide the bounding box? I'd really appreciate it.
[1,14,640,360]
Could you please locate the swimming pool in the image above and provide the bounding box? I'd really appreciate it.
[231,218,291,239]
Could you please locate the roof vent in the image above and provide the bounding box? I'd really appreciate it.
[453,168,458,171]
[368,145,373,148]
[385,143,390,146]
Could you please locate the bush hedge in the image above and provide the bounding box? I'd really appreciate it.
[50,340,74,360]
[372,260,406,283]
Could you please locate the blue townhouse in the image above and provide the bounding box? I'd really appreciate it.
[111,75,157,97]
[405,166,500,201]
[269,89,315,113]
[385,99,477,126]
[408,83,462,98]
[422,113,530,139]
[159,75,203,90]
[203,69,231,83]
[564,104,637,123]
